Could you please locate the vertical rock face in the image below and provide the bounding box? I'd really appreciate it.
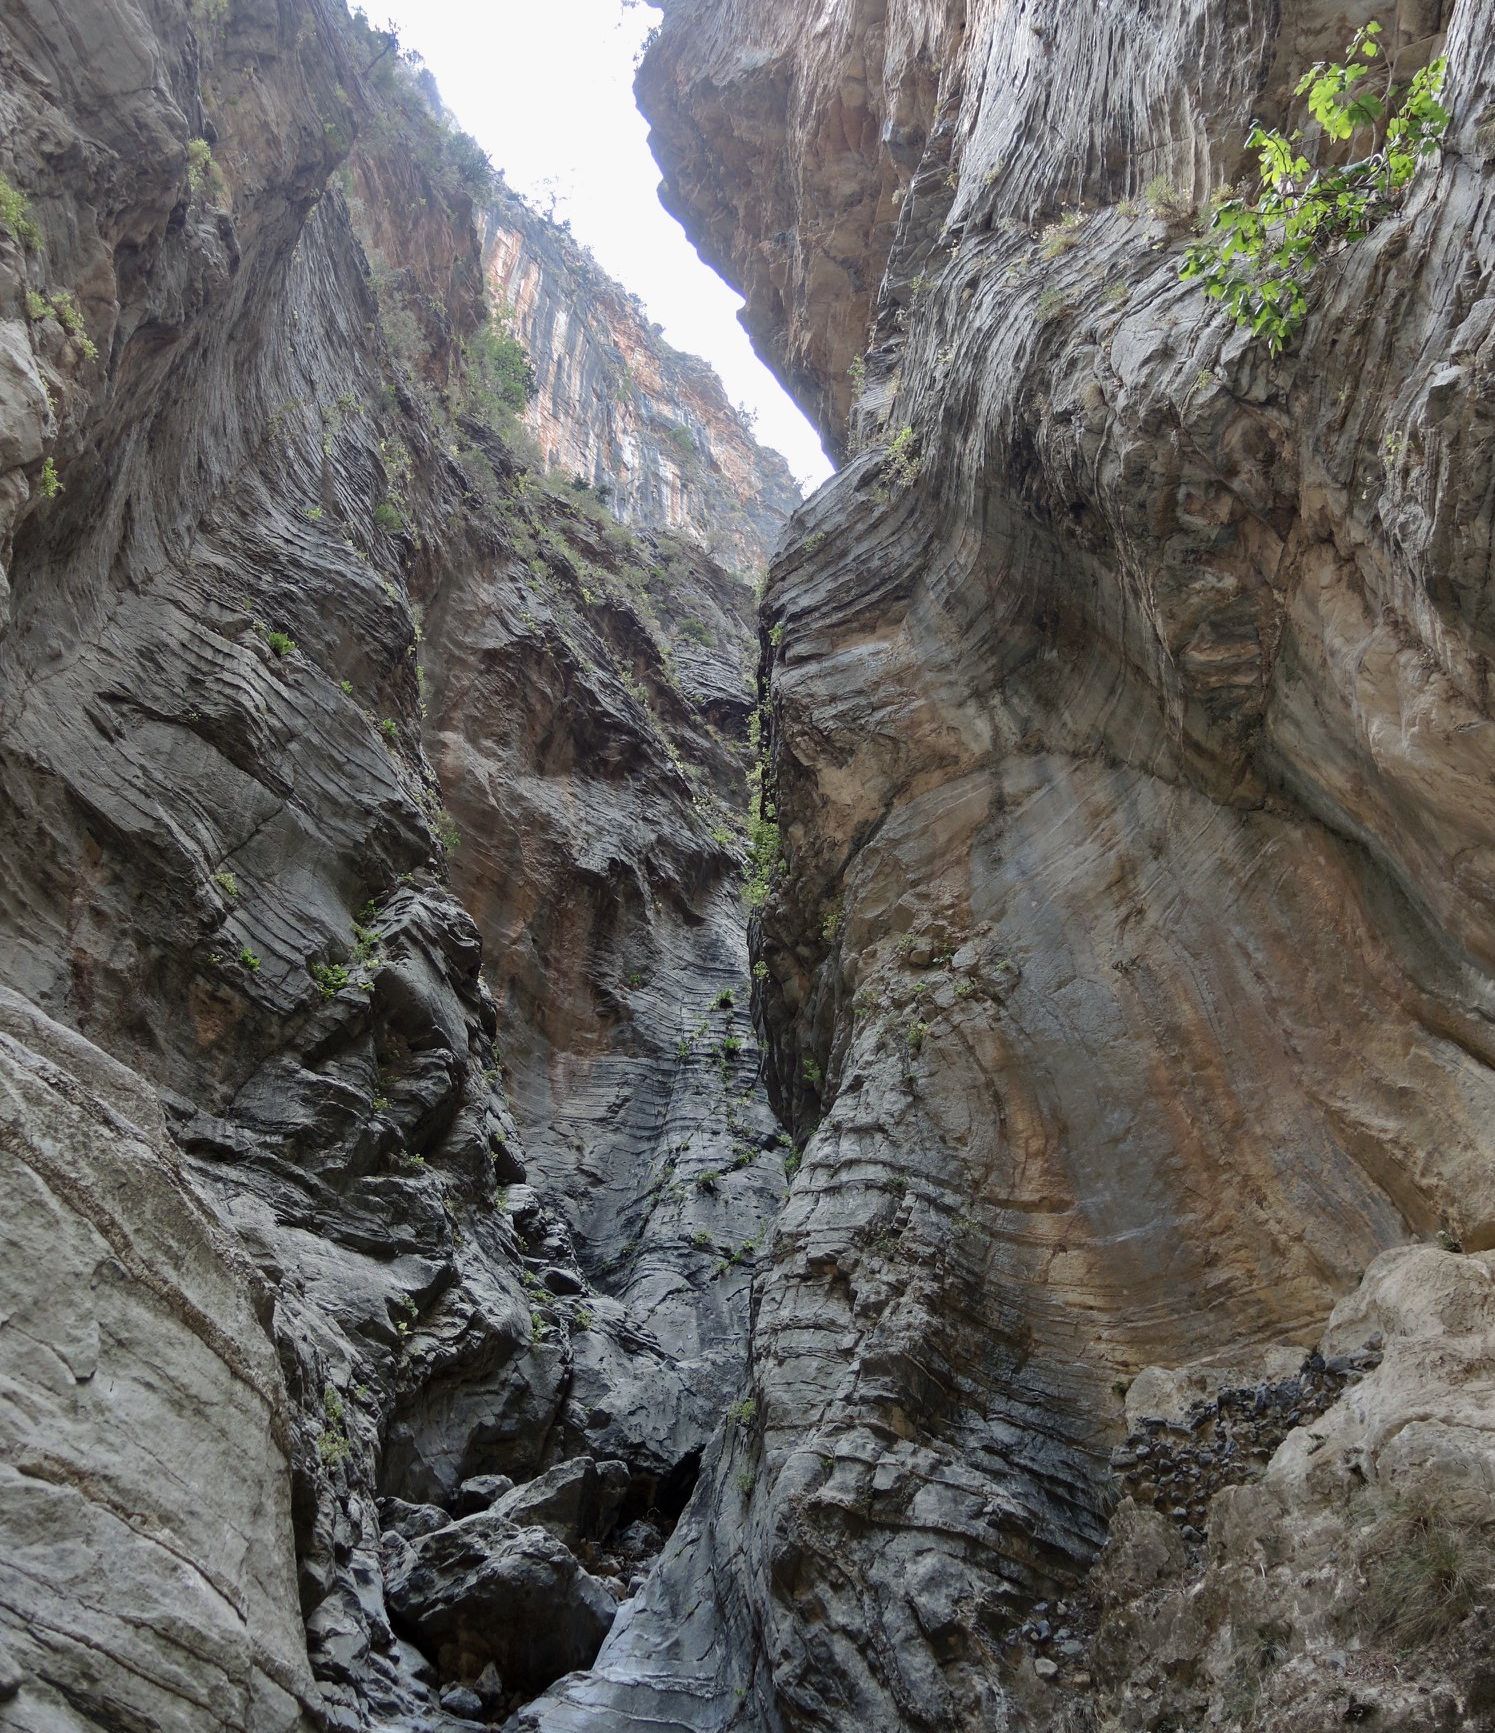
[483,184,803,574]
[0,989,319,1733]
[5,0,1495,1728]
[0,2,783,1728]
[530,0,1495,1728]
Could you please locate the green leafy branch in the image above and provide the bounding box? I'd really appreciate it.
[1181,24,1449,350]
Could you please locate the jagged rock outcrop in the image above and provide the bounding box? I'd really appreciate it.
[0,3,783,1728]
[482,183,801,574]
[512,1,1495,1729]
[1021,1246,1495,1731]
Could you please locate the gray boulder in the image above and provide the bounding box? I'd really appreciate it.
[491,1457,631,1548]
[452,1474,516,1516]
[383,1511,617,1698]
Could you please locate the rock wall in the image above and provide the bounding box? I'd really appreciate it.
[0,989,319,1732]
[482,184,802,575]
[5,0,1495,1728]
[0,3,781,1728]
[519,0,1495,1729]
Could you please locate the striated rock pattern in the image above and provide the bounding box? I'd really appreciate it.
[0,989,318,1732]
[482,183,802,575]
[5,0,1495,1727]
[515,0,1495,1728]
[0,2,780,1729]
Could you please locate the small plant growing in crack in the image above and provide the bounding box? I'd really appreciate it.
[311,961,349,998]
[1180,23,1449,350]
[1144,176,1193,221]
[316,1426,350,1467]
[1038,209,1086,258]
[0,174,39,247]
[885,424,920,489]
[47,291,98,361]
[392,1295,418,1341]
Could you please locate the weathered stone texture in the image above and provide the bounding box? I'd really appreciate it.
[5,0,1495,1726]
[0,989,319,1732]
[0,2,778,1728]
[484,183,802,574]
[522,0,1495,1727]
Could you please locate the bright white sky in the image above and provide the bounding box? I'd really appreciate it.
[377,0,833,489]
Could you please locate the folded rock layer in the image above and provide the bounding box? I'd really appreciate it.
[0,2,790,1728]
[4,0,1495,1728]
[509,0,1495,1727]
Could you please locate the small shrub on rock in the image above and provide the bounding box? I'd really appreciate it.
[1356,1488,1495,1648]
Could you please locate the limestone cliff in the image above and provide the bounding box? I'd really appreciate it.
[516,0,1495,1729]
[4,0,1495,1730]
[0,4,782,1728]
[482,183,801,575]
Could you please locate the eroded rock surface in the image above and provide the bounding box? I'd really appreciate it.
[0,990,318,1732]
[484,182,802,574]
[0,2,783,1728]
[1026,1248,1495,1730]
[6,0,1495,1726]
[516,0,1495,1728]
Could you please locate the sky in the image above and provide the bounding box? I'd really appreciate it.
[376,0,833,490]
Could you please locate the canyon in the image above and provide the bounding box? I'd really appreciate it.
[1,0,1494,1731]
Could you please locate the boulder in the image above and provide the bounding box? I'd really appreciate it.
[491,1457,631,1548]
[383,1511,617,1697]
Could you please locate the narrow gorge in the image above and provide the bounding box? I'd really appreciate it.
[1,2,1494,1732]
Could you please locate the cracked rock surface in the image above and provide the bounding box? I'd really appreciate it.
[5,0,1495,1728]
[506,0,1495,1728]
[0,2,788,1728]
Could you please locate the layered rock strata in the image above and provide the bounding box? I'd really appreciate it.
[0,3,788,1728]
[5,0,1495,1728]
[482,183,802,574]
[513,0,1495,1728]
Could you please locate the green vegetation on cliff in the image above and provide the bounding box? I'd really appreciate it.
[1183,24,1449,349]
